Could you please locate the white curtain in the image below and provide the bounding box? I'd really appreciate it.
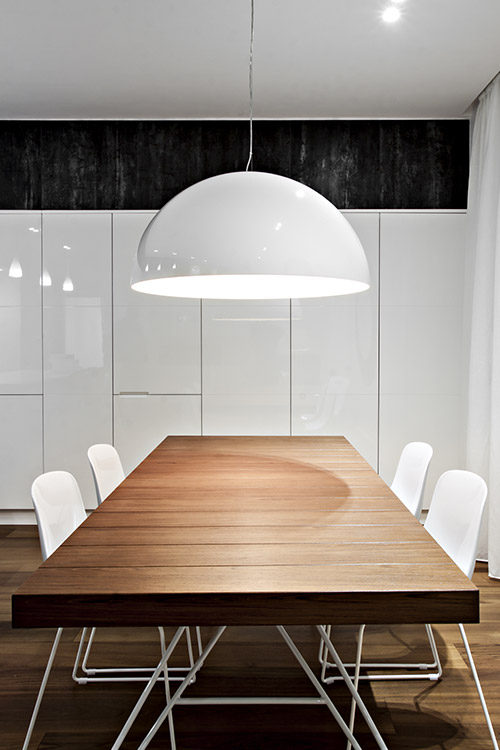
[466,73,500,577]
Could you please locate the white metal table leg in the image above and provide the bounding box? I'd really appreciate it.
[277,626,364,750]
[111,626,226,750]
[109,625,189,750]
[161,641,177,750]
[315,625,389,750]
[22,627,64,750]
[347,624,366,750]
[136,626,227,750]
[195,625,203,656]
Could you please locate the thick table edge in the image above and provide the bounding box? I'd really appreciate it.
[12,588,479,629]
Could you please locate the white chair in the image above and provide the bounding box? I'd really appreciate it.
[390,441,433,519]
[87,443,125,505]
[23,470,181,750]
[72,443,202,685]
[320,441,436,680]
[347,470,498,750]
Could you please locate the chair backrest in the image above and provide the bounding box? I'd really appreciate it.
[390,442,433,519]
[424,469,487,580]
[87,443,125,505]
[31,471,87,561]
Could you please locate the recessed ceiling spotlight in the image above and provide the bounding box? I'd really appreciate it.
[382,6,401,23]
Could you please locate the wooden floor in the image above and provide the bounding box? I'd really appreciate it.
[2,524,499,750]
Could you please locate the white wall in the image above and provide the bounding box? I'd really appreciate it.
[0,209,466,516]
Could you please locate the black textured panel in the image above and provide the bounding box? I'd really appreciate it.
[252,121,292,177]
[379,120,470,209]
[0,119,469,210]
[291,121,382,208]
[114,121,205,209]
[199,121,248,180]
[40,122,116,209]
[0,123,41,209]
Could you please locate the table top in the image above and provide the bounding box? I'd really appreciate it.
[12,436,478,628]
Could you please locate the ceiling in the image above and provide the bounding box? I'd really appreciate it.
[1,0,499,120]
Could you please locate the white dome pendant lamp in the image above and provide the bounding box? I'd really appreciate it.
[131,2,370,301]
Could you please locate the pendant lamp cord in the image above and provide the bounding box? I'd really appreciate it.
[245,0,254,171]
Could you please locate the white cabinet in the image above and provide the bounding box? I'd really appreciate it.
[291,213,379,468]
[0,307,42,394]
[0,209,468,514]
[292,394,378,468]
[44,305,112,395]
[44,395,112,509]
[0,213,41,307]
[114,394,201,474]
[113,212,201,399]
[203,395,291,436]
[0,396,43,509]
[42,214,113,509]
[202,301,291,435]
[379,212,466,507]
[42,213,112,307]
[43,214,112,397]
[114,305,201,394]
[0,214,42,394]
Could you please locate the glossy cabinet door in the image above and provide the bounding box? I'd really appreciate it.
[44,395,112,509]
[292,213,379,468]
[42,214,113,508]
[202,301,291,435]
[379,212,466,507]
[113,213,201,396]
[114,394,201,474]
[0,396,43,509]
[0,214,42,394]
[43,214,112,396]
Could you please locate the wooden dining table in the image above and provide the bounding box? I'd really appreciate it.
[12,435,479,750]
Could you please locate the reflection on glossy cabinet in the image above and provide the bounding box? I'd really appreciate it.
[42,214,112,397]
[0,214,42,395]
[42,214,111,307]
[0,213,41,307]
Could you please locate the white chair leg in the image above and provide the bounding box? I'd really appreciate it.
[22,627,64,750]
[459,623,499,750]
[73,625,200,683]
[72,626,90,682]
[424,624,442,680]
[321,622,442,682]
